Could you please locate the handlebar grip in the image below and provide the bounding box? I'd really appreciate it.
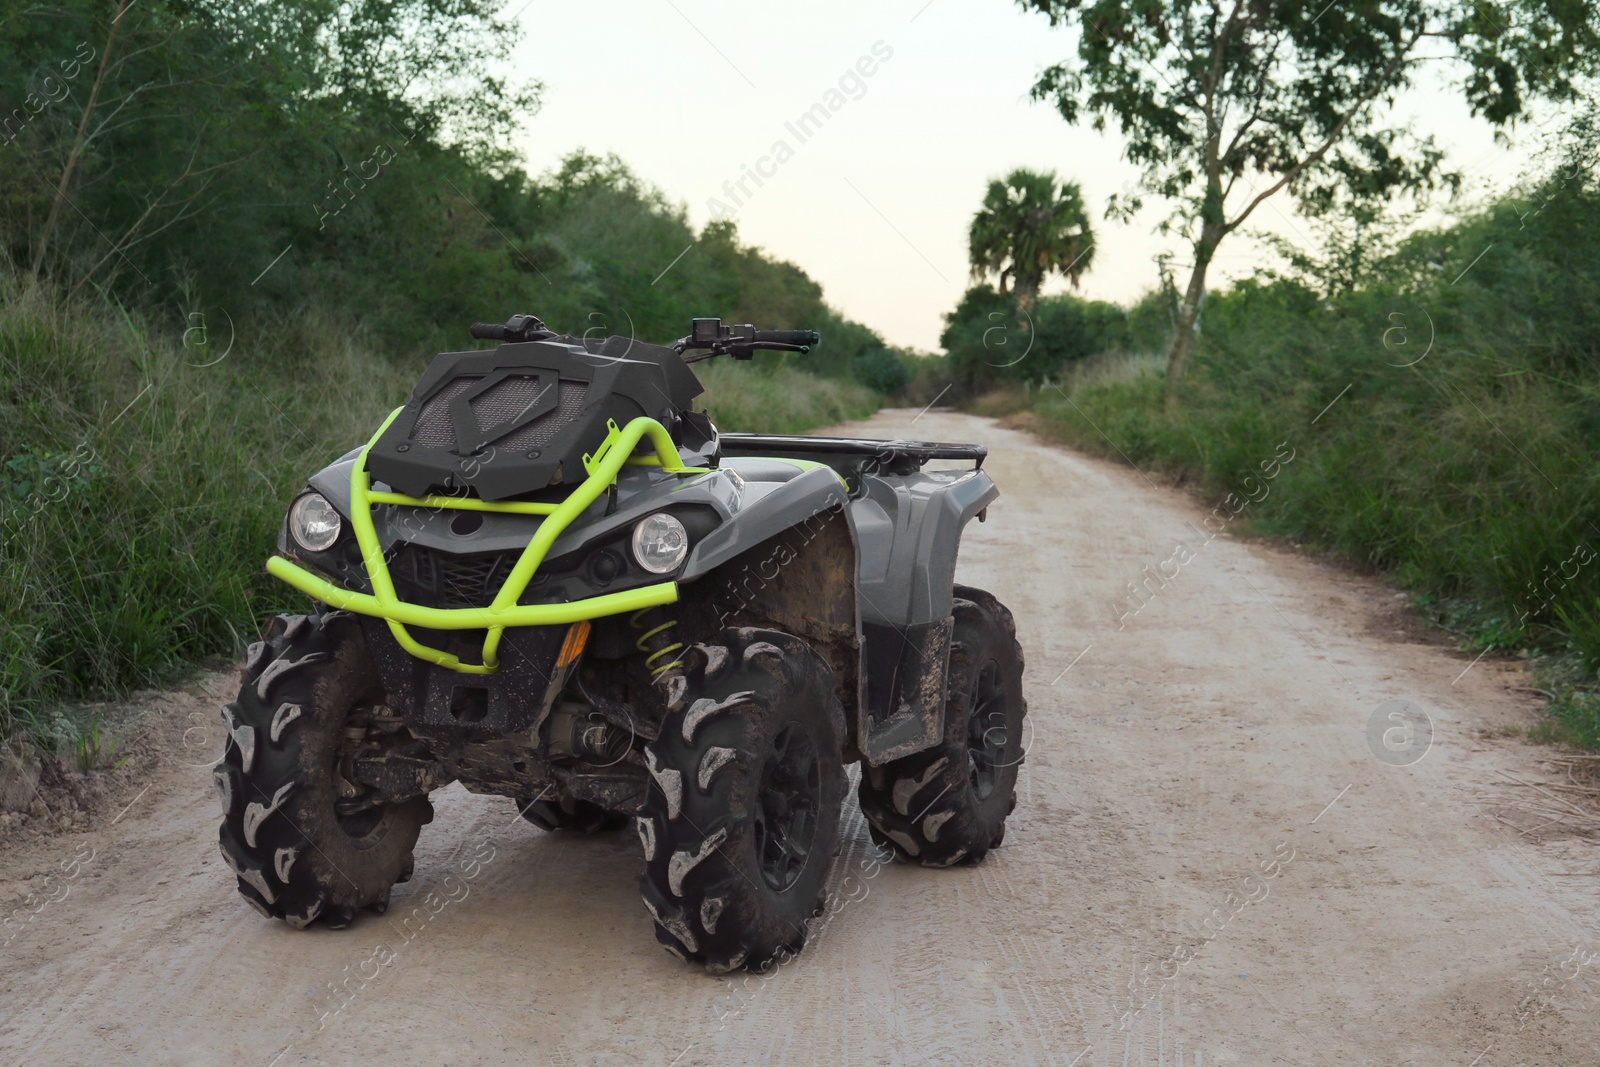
[753,329,820,346]
[469,322,508,341]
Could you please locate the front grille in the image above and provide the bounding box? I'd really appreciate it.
[408,375,588,454]
[469,375,546,428]
[494,381,588,451]
[410,377,483,449]
[389,543,517,608]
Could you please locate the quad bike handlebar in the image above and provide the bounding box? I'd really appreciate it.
[750,328,821,346]
[467,313,818,364]
[675,318,819,363]
[469,314,556,343]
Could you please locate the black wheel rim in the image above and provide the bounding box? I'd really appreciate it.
[965,659,1007,801]
[752,721,821,892]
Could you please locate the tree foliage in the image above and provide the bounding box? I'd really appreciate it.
[0,1,902,384]
[1017,0,1600,396]
[1037,150,1600,722]
[0,0,538,296]
[967,167,1095,307]
[942,283,1128,390]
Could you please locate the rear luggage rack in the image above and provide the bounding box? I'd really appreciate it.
[718,433,986,470]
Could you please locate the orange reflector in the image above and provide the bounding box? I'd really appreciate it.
[557,620,591,667]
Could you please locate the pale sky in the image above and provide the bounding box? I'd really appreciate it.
[509,0,1550,351]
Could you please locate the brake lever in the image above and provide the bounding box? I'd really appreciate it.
[725,341,812,360]
[680,340,812,363]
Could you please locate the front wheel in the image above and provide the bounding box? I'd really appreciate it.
[637,628,847,973]
[858,586,1027,867]
[216,611,431,929]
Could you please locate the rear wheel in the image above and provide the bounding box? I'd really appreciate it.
[637,628,846,973]
[858,586,1026,867]
[216,611,431,928]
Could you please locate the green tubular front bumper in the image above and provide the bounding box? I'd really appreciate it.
[266,411,708,675]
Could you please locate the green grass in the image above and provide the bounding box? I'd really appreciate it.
[70,710,127,775]
[0,281,880,747]
[696,358,879,432]
[1015,178,1600,748]
[0,282,418,744]
[1032,367,1600,746]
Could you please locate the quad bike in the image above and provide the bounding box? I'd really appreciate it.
[215,313,1027,972]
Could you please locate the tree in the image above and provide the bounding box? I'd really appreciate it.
[1017,0,1599,399]
[967,168,1095,308]
[940,283,1126,389]
[1258,199,1419,300]
[3,0,540,302]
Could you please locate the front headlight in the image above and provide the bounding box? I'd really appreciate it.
[289,492,343,553]
[631,513,689,575]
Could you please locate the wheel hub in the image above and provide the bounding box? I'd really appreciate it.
[965,660,1008,801]
[752,721,821,892]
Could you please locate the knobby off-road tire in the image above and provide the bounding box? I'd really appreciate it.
[638,628,847,973]
[517,796,629,834]
[216,611,432,929]
[859,586,1027,867]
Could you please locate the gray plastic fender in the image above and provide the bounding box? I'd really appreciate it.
[306,449,362,517]
[849,467,998,628]
[680,463,852,580]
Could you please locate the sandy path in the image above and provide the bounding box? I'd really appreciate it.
[2,409,1595,1067]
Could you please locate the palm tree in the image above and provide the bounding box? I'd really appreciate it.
[968,169,1095,308]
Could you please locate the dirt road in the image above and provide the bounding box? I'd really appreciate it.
[3,409,1596,1067]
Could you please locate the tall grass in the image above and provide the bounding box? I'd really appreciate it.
[696,358,879,432]
[0,281,418,741]
[0,282,881,744]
